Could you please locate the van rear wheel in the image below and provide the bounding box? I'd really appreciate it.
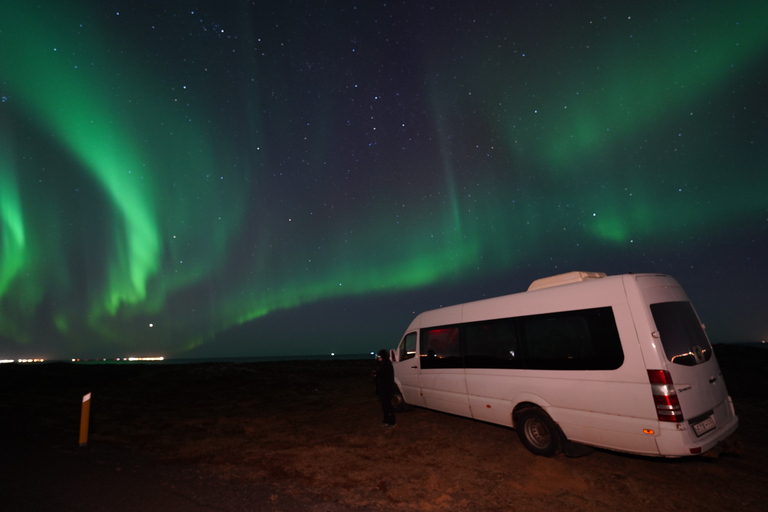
[516,409,562,457]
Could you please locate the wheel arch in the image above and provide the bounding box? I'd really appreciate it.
[511,395,552,428]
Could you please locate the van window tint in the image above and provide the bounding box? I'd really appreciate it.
[519,307,624,370]
[421,326,462,369]
[650,301,712,366]
[464,318,523,369]
[399,332,417,361]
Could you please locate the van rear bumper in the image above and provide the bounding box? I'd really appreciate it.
[654,398,739,457]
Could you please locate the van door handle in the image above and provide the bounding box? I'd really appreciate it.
[411,365,418,369]
[709,376,717,384]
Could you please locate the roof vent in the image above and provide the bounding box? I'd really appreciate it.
[527,271,607,291]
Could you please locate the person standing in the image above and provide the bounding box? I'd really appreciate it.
[375,349,396,428]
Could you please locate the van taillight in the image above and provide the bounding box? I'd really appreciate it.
[647,370,684,422]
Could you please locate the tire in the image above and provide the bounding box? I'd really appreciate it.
[391,388,411,412]
[516,409,563,457]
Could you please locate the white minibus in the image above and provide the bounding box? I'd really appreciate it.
[391,271,738,457]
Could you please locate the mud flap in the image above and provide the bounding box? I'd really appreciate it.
[551,419,593,458]
[702,433,743,459]
[563,439,594,458]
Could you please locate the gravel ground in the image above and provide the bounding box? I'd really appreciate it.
[1,345,766,511]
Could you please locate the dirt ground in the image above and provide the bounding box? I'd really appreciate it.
[1,344,766,511]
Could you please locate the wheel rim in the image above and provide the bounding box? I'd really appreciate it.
[524,418,551,450]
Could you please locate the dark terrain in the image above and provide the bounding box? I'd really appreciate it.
[1,344,765,511]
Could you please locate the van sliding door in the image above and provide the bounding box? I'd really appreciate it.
[420,326,470,416]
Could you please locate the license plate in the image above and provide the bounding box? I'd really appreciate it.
[692,416,716,437]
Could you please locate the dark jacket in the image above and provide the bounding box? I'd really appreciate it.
[375,358,395,399]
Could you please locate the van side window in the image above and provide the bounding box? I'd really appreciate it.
[464,319,522,369]
[650,301,712,366]
[519,307,624,370]
[421,326,462,369]
[399,332,417,361]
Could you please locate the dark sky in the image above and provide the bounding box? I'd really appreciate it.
[1,1,766,360]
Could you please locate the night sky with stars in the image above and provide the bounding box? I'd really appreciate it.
[1,1,766,360]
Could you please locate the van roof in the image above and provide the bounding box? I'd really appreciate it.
[527,271,607,291]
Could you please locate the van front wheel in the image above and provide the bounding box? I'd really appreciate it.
[391,388,411,412]
[516,409,562,457]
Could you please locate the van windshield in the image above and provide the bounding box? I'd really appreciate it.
[650,301,713,367]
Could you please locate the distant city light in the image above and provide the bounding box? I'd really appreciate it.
[70,356,165,362]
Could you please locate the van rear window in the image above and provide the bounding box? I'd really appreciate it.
[650,301,712,366]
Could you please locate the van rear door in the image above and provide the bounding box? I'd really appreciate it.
[650,301,730,437]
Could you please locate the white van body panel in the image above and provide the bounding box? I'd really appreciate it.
[421,369,469,416]
[392,272,738,457]
[397,360,425,408]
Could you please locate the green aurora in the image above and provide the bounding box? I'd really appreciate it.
[1,1,766,358]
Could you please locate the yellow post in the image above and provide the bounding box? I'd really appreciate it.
[79,392,91,447]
